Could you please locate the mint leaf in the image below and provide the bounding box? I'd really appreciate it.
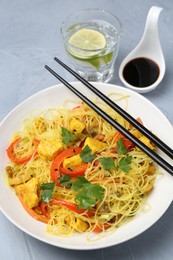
[119,155,132,173]
[71,176,105,210]
[117,138,127,155]
[61,127,74,144]
[60,174,71,188]
[80,145,96,162]
[40,182,56,202]
[98,157,115,170]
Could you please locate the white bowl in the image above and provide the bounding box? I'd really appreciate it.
[0,82,172,250]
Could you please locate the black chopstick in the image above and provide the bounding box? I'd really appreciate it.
[44,65,173,175]
[54,57,173,160]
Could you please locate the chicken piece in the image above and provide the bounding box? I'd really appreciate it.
[83,137,107,153]
[63,154,83,169]
[15,178,39,208]
[37,139,63,160]
[65,217,88,232]
[69,117,85,134]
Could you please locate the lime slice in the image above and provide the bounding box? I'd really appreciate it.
[67,28,107,59]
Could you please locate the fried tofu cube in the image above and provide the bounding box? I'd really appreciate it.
[15,178,39,208]
[83,137,107,153]
[69,117,85,134]
[63,137,106,169]
[63,154,83,169]
[38,139,63,160]
[130,128,141,138]
[74,218,89,232]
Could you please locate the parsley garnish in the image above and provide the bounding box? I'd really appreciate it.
[98,157,115,170]
[60,174,71,188]
[61,127,74,144]
[80,145,96,162]
[119,156,132,173]
[117,138,127,155]
[117,138,132,173]
[40,182,56,203]
[71,176,105,210]
[98,138,132,173]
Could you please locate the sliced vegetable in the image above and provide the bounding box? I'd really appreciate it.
[92,223,111,232]
[50,147,82,182]
[136,117,143,125]
[60,163,88,177]
[114,132,134,150]
[17,194,49,223]
[48,199,94,217]
[7,138,39,164]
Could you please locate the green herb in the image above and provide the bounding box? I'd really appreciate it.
[71,176,105,210]
[119,156,132,173]
[60,174,71,188]
[98,157,115,170]
[61,127,74,144]
[40,182,56,203]
[117,138,127,155]
[79,145,96,162]
[115,138,132,173]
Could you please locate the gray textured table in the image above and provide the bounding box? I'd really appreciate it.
[0,0,173,259]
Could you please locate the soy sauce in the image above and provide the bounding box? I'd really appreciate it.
[123,57,160,88]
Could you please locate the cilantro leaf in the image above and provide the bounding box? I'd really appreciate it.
[98,157,115,170]
[60,174,71,188]
[80,145,96,162]
[71,176,105,210]
[117,138,127,155]
[40,182,56,202]
[119,155,132,173]
[61,127,74,144]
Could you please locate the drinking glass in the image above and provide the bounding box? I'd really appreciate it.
[61,9,122,82]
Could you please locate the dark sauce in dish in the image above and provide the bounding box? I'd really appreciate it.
[123,57,160,88]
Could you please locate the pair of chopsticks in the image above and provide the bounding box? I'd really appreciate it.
[45,57,173,175]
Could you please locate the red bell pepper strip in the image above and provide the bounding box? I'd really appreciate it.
[7,138,39,164]
[92,223,111,232]
[136,117,143,125]
[114,132,134,150]
[50,147,83,182]
[44,199,94,217]
[18,194,49,224]
[60,163,88,177]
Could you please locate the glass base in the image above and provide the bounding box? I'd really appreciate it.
[75,68,114,83]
